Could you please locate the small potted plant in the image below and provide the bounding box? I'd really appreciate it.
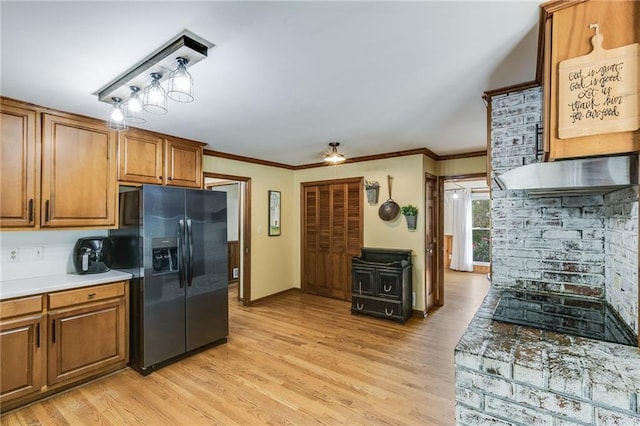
[401,204,418,230]
[364,180,380,205]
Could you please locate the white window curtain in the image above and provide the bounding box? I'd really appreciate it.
[450,189,473,272]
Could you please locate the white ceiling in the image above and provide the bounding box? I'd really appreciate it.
[0,1,541,166]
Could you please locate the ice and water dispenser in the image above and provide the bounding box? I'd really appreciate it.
[152,237,179,274]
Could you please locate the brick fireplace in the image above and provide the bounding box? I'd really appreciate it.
[454,87,640,425]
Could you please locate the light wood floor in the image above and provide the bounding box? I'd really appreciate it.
[1,271,490,426]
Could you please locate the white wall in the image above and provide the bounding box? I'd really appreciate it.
[210,183,240,241]
[0,230,108,281]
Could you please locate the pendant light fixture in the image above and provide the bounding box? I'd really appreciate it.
[95,31,213,129]
[167,57,194,102]
[324,142,346,164]
[123,86,146,124]
[142,73,169,115]
[107,97,128,131]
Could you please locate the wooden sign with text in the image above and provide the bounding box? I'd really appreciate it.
[558,24,639,139]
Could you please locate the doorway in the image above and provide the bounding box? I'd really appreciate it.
[425,174,439,313]
[204,172,252,306]
[441,174,490,277]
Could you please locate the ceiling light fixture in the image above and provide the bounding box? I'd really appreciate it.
[167,57,194,102]
[107,97,128,131]
[143,72,169,115]
[95,31,213,129]
[324,142,346,164]
[123,86,146,124]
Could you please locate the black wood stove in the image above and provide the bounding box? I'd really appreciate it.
[351,247,413,323]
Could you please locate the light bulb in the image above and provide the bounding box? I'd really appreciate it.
[126,86,143,112]
[110,106,124,122]
[149,85,164,103]
[174,74,191,91]
[128,96,142,112]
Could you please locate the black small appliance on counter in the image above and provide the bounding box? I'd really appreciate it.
[73,237,112,274]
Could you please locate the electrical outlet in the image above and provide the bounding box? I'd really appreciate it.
[412,292,416,306]
[33,246,45,260]
[232,267,239,279]
[8,248,19,262]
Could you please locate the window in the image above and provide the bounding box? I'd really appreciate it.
[472,196,490,263]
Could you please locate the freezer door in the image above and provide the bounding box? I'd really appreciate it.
[185,189,229,351]
[141,185,187,367]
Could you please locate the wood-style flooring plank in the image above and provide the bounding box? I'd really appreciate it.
[1,271,489,425]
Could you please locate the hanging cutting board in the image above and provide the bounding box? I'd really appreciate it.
[558,23,639,139]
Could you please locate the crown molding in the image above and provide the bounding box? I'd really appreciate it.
[204,146,485,170]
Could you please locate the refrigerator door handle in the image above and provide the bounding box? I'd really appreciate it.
[179,219,186,288]
[187,219,194,286]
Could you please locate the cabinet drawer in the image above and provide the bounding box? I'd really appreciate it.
[48,281,125,309]
[352,296,402,320]
[0,295,43,319]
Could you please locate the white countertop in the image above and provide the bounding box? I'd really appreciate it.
[0,270,133,300]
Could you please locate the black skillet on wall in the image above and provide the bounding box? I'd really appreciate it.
[378,174,400,221]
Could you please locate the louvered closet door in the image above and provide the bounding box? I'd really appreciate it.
[302,178,362,301]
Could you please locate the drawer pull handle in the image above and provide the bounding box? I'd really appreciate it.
[359,281,362,295]
[28,198,34,223]
[383,284,392,293]
[36,323,40,348]
[51,319,56,343]
[87,293,96,299]
[385,308,394,316]
[356,303,364,311]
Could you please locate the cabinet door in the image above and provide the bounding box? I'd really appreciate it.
[546,1,640,159]
[41,114,116,227]
[0,103,39,228]
[0,315,44,403]
[352,267,375,296]
[377,269,402,299]
[302,179,363,301]
[117,130,163,184]
[48,298,126,385]
[165,138,203,188]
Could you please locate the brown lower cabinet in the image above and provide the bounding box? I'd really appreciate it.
[0,280,128,412]
[0,303,44,404]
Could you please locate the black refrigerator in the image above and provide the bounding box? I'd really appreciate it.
[110,185,228,375]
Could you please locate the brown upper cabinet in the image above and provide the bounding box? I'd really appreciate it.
[117,130,204,188]
[41,114,117,228]
[164,137,205,188]
[1,98,117,229]
[0,103,39,228]
[540,0,640,160]
[1,97,206,230]
[117,130,164,185]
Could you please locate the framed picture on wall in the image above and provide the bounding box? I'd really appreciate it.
[268,190,281,236]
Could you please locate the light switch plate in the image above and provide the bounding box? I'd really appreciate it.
[33,246,44,260]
